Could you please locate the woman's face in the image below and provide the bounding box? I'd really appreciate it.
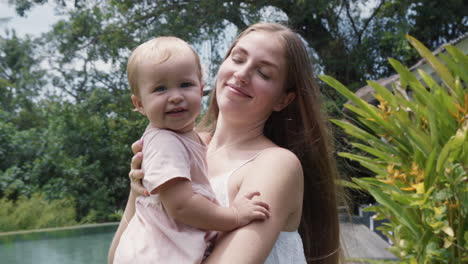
[215,31,291,123]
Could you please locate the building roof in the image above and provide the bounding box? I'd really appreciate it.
[349,33,468,107]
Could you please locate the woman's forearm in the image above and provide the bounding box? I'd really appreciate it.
[203,220,281,264]
[107,190,138,264]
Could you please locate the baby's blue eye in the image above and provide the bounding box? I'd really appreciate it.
[154,85,167,92]
[180,82,193,88]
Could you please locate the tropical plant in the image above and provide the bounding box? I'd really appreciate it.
[320,36,467,263]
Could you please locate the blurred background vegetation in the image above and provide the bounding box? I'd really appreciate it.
[0,0,466,230]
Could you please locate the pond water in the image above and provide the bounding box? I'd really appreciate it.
[0,223,118,264]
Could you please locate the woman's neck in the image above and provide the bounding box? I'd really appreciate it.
[209,114,266,150]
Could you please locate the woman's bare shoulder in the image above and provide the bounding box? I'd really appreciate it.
[237,147,303,224]
[257,147,301,167]
[247,147,303,184]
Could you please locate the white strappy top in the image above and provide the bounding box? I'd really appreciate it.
[209,153,307,264]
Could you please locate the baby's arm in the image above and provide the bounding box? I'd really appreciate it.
[158,178,270,231]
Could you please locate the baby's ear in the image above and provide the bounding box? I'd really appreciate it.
[131,94,146,115]
[273,92,296,112]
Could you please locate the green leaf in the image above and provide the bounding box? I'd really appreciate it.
[367,80,397,108]
[351,142,396,161]
[405,126,431,156]
[343,103,368,117]
[339,152,387,175]
[337,179,362,190]
[390,191,413,206]
[436,123,467,172]
[445,45,468,74]
[448,122,468,161]
[331,119,399,155]
[320,75,392,131]
[353,178,421,237]
[424,149,438,188]
[440,53,468,86]
[426,100,440,147]
[417,68,441,92]
[389,58,432,107]
[406,35,455,89]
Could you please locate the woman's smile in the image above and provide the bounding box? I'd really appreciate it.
[227,83,252,98]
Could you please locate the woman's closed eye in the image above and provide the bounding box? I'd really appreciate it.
[257,69,270,80]
[231,55,244,64]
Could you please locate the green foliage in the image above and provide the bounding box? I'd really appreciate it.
[11,0,467,94]
[0,89,146,223]
[320,37,467,263]
[0,31,46,122]
[0,192,77,232]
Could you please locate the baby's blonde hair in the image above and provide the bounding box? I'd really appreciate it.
[127,36,202,96]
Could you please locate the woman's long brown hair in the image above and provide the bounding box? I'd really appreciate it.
[199,22,341,263]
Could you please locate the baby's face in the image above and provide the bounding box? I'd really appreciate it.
[133,54,203,133]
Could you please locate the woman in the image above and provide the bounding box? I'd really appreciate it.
[110,22,341,263]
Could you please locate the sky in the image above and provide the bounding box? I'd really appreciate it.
[0,0,63,37]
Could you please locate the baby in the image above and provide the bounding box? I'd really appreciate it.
[113,36,270,263]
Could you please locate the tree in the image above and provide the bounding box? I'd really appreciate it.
[0,31,46,128]
[8,0,467,93]
[0,31,45,112]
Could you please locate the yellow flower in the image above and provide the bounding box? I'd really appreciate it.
[409,162,425,183]
[420,116,428,130]
[401,186,415,191]
[449,201,460,209]
[450,94,468,125]
[379,179,395,185]
[445,167,451,174]
[433,206,443,216]
[416,171,425,183]
[410,162,419,176]
[412,182,425,194]
[375,94,393,119]
[387,163,395,174]
[393,173,407,184]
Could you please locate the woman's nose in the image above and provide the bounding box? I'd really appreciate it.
[233,64,251,83]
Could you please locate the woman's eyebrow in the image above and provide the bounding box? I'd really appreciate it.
[233,46,280,70]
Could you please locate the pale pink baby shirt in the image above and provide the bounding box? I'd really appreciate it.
[114,127,217,264]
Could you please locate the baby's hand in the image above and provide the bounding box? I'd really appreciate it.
[230,191,270,227]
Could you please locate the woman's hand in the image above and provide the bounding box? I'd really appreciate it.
[129,139,149,196]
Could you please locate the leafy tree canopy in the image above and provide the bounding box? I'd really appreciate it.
[7,0,468,94]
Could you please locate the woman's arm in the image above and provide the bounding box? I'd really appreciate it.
[107,190,139,264]
[107,141,148,264]
[204,148,303,264]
